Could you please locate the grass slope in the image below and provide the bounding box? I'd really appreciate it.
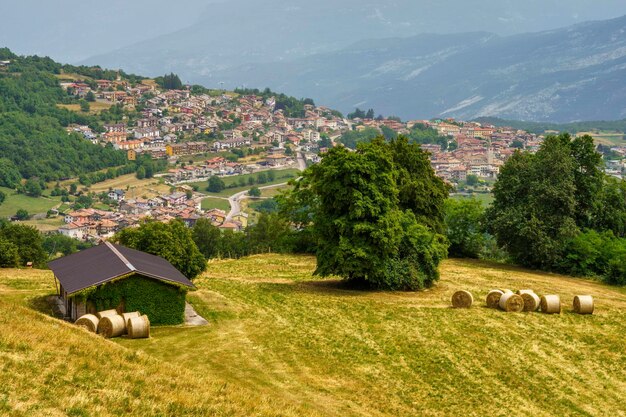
[0,187,62,217]
[1,256,626,416]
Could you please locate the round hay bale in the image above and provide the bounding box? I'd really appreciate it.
[120,312,141,332]
[98,315,126,338]
[128,315,150,339]
[498,292,525,312]
[451,290,473,308]
[75,314,99,333]
[517,289,534,295]
[520,292,541,312]
[540,295,561,314]
[96,309,118,320]
[486,290,504,308]
[573,295,594,315]
[499,288,513,294]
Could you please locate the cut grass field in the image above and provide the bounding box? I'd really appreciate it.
[0,187,62,217]
[57,101,113,114]
[86,174,171,199]
[576,131,626,146]
[200,196,230,211]
[1,255,625,416]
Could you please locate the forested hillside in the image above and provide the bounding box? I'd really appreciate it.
[0,48,127,186]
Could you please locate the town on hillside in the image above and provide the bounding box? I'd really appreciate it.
[37,73,622,242]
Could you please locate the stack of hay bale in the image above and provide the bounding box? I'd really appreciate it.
[75,309,150,339]
[452,289,594,314]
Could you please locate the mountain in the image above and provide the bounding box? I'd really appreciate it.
[201,15,626,122]
[82,0,626,74]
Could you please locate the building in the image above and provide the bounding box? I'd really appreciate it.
[48,242,195,323]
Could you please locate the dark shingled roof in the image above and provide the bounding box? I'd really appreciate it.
[48,242,195,295]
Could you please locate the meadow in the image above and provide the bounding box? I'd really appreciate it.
[0,255,625,416]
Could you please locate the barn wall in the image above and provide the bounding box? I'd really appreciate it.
[77,274,187,325]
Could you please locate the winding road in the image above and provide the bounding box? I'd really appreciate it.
[221,149,308,222]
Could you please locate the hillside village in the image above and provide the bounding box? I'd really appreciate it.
[52,72,542,240]
[38,72,621,241]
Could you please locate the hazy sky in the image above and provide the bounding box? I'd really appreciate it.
[1,0,626,63]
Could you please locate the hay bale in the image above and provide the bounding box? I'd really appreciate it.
[451,290,473,308]
[540,295,561,314]
[498,292,525,312]
[96,309,118,319]
[520,292,541,312]
[128,315,150,339]
[75,314,99,333]
[120,312,141,332]
[517,289,534,295]
[98,315,126,338]
[499,288,513,294]
[486,290,504,308]
[573,295,594,315]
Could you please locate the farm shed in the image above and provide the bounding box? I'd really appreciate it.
[48,241,195,324]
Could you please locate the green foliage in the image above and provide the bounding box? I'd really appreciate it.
[247,213,293,254]
[466,174,479,186]
[0,221,46,266]
[250,198,279,214]
[445,198,486,258]
[0,52,128,182]
[389,137,450,233]
[0,237,20,267]
[299,136,448,290]
[248,186,261,197]
[15,209,30,220]
[559,230,626,285]
[0,190,5,205]
[337,127,380,149]
[0,159,21,188]
[24,178,42,197]
[79,100,90,112]
[80,274,187,325]
[191,218,222,259]
[487,132,626,283]
[43,234,93,257]
[487,136,578,269]
[112,220,207,280]
[207,176,226,193]
[156,73,183,90]
[234,87,314,118]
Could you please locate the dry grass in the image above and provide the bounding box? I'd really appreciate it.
[1,256,626,416]
[57,101,113,114]
[87,174,171,198]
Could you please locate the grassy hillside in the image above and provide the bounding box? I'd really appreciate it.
[1,256,626,416]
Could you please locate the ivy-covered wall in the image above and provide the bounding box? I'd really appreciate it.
[74,274,188,325]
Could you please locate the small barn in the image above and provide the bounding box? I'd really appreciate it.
[48,242,195,324]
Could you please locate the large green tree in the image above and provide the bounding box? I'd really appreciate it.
[292,136,448,290]
[0,221,47,267]
[486,133,609,269]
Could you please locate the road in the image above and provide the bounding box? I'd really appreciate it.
[225,150,306,221]
[225,182,288,221]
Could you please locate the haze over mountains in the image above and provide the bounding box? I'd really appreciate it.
[2,0,626,122]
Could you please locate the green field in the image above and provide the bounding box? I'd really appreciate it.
[1,255,625,416]
[201,196,231,211]
[0,187,62,218]
[451,191,494,206]
[193,168,300,198]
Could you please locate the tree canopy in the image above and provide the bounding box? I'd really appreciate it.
[112,220,207,280]
[285,136,448,290]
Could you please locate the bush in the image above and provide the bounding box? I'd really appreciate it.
[559,230,626,285]
[444,198,485,258]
